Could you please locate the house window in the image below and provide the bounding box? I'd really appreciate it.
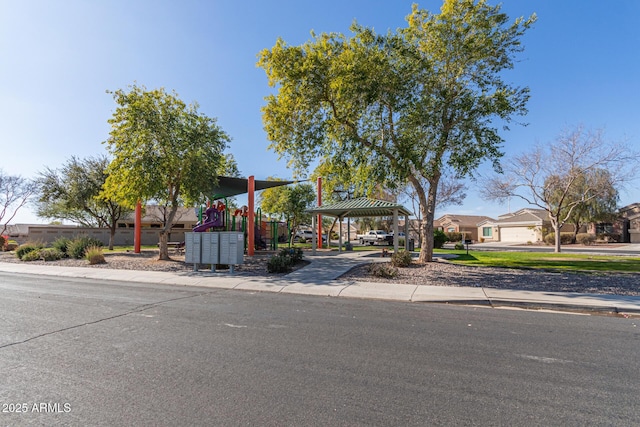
[482,227,492,237]
[447,227,455,232]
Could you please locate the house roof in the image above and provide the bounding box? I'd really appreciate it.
[435,214,495,228]
[307,197,412,218]
[492,209,549,226]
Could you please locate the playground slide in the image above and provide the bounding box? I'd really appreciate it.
[193,221,219,232]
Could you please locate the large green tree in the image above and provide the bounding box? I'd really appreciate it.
[258,180,315,245]
[36,155,129,250]
[102,85,230,260]
[258,1,535,262]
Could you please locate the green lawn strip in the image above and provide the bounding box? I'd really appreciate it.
[436,249,640,274]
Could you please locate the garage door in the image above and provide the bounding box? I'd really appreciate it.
[499,227,537,243]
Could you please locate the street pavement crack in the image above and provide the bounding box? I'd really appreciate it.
[0,291,212,351]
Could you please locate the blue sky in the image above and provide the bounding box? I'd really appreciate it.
[2,0,639,224]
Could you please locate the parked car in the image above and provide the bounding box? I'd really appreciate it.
[357,230,391,245]
[293,230,326,243]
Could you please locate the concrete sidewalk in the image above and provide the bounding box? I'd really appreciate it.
[1,250,639,315]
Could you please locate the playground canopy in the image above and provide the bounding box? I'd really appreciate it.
[210,176,295,198]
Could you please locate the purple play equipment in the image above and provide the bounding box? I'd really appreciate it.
[193,205,224,232]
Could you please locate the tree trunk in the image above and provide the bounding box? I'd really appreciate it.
[412,173,439,263]
[158,231,170,260]
[551,219,561,253]
[108,224,116,251]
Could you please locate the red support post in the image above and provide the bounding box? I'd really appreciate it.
[134,201,142,254]
[317,177,322,249]
[248,176,255,256]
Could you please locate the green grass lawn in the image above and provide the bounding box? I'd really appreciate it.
[436,249,640,274]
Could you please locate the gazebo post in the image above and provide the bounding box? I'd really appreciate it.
[311,214,316,256]
[393,208,399,252]
[338,216,343,253]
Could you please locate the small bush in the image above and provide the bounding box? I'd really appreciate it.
[597,233,621,243]
[433,230,447,249]
[0,235,5,251]
[85,245,106,264]
[544,232,574,245]
[16,242,45,260]
[5,240,18,251]
[68,236,103,259]
[391,250,412,268]
[445,232,463,242]
[267,254,292,273]
[21,250,43,261]
[576,233,596,245]
[367,263,398,279]
[279,247,304,263]
[40,248,63,261]
[51,237,71,257]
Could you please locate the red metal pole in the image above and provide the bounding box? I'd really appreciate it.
[317,177,322,249]
[248,176,255,256]
[134,201,141,254]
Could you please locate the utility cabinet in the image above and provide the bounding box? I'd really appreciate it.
[184,232,202,264]
[219,231,244,265]
[185,232,243,270]
[200,232,220,264]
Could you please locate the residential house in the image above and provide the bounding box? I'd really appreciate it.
[434,214,495,242]
[478,208,550,243]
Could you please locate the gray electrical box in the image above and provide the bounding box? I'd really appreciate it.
[219,232,244,265]
[184,232,201,264]
[201,232,219,264]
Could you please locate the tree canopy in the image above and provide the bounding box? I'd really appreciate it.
[258,0,535,261]
[258,180,315,244]
[36,155,129,249]
[102,84,230,259]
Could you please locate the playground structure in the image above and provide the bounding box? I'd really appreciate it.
[133,175,323,256]
[191,200,288,252]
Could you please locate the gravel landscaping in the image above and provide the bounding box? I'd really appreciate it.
[1,250,638,296]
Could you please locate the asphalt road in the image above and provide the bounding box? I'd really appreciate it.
[1,272,639,426]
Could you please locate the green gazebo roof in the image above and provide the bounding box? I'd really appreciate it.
[307,197,412,218]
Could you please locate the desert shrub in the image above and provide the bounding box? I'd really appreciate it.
[21,250,43,261]
[51,237,72,257]
[454,242,465,250]
[68,236,103,259]
[576,233,596,245]
[40,248,63,261]
[367,263,398,279]
[544,232,574,245]
[5,240,18,251]
[16,242,45,260]
[85,245,106,264]
[279,247,304,263]
[0,235,5,251]
[391,250,412,267]
[433,230,447,249]
[445,232,463,242]
[267,253,292,273]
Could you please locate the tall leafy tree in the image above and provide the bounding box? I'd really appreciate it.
[547,168,619,243]
[258,180,315,245]
[484,126,637,252]
[0,170,36,235]
[36,155,129,250]
[258,1,535,262]
[102,84,230,260]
